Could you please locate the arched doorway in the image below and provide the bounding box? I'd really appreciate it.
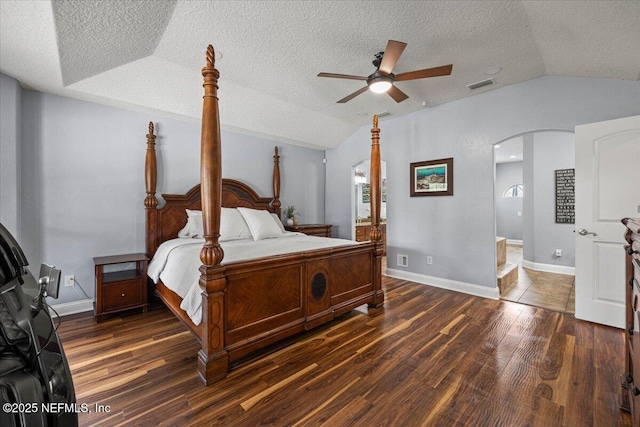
[352,159,387,269]
[494,130,575,313]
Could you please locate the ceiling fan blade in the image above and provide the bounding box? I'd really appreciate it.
[378,40,407,75]
[318,72,367,81]
[387,85,409,103]
[337,86,369,103]
[395,64,453,81]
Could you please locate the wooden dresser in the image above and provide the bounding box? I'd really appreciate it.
[622,217,640,425]
[356,223,387,255]
[285,223,332,237]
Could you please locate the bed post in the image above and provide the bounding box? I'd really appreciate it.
[198,44,229,385]
[369,115,385,308]
[144,122,158,257]
[272,146,281,218]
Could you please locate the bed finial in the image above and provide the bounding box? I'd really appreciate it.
[373,114,379,129]
[206,44,215,67]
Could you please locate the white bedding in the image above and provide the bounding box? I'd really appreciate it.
[148,232,359,325]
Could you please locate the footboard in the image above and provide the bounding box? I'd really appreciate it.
[155,242,381,384]
[219,242,378,366]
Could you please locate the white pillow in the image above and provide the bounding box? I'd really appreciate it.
[177,221,191,238]
[270,213,286,233]
[238,208,284,240]
[220,208,252,241]
[188,209,203,237]
[178,209,203,238]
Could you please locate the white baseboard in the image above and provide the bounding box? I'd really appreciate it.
[385,268,500,300]
[48,298,94,317]
[506,239,523,246]
[521,260,575,276]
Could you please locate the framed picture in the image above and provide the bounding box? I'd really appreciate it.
[410,157,454,197]
[362,183,370,203]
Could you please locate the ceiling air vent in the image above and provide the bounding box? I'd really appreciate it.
[377,111,391,118]
[467,78,495,90]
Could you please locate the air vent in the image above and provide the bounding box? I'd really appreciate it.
[467,78,495,90]
[377,111,391,118]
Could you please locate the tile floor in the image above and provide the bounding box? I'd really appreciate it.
[500,244,575,314]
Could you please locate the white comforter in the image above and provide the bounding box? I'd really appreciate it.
[148,233,359,325]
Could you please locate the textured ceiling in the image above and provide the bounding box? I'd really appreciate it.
[1,1,639,149]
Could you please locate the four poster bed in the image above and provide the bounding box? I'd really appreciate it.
[144,45,384,385]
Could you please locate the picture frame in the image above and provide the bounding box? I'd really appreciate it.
[410,157,454,197]
[362,183,370,203]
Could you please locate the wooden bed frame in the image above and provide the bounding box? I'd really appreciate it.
[144,45,384,385]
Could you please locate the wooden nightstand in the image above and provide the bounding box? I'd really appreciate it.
[94,253,149,322]
[285,224,332,237]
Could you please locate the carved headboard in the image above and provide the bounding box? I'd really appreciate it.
[147,179,276,257]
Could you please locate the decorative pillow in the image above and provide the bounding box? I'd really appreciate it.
[220,208,252,241]
[238,208,284,240]
[177,221,191,238]
[178,209,200,238]
[185,209,204,238]
[270,213,286,233]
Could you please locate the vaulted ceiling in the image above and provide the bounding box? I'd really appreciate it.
[1,1,638,149]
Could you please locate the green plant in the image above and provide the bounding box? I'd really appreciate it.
[284,205,300,219]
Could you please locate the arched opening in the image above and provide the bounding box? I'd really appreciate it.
[494,130,575,313]
[352,159,387,269]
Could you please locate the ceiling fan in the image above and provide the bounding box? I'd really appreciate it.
[317,40,452,104]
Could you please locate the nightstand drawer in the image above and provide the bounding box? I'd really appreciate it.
[103,280,143,312]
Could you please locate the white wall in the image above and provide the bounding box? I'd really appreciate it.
[326,76,640,289]
[17,89,325,305]
[0,74,22,237]
[523,131,575,267]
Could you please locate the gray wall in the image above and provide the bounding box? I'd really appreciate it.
[495,161,523,241]
[523,131,575,267]
[15,88,325,304]
[326,76,640,289]
[0,74,22,237]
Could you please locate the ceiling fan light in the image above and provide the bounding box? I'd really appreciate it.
[369,78,392,94]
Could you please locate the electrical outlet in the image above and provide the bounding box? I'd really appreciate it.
[555,249,562,257]
[64,274,75,287]
[426,256,433,265]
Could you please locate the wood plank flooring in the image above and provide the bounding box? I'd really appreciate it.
[56,277,631,426]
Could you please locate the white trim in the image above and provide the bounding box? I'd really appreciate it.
[48,298,94,318]
[521,260,575,276]
[385,268,500,300]
[506,239,523,246]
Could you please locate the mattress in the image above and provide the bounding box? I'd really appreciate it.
[148,232,359,324]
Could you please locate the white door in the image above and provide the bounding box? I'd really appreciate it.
[575,115,640,328]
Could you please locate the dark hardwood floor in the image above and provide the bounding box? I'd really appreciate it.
[57,277,631,426]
